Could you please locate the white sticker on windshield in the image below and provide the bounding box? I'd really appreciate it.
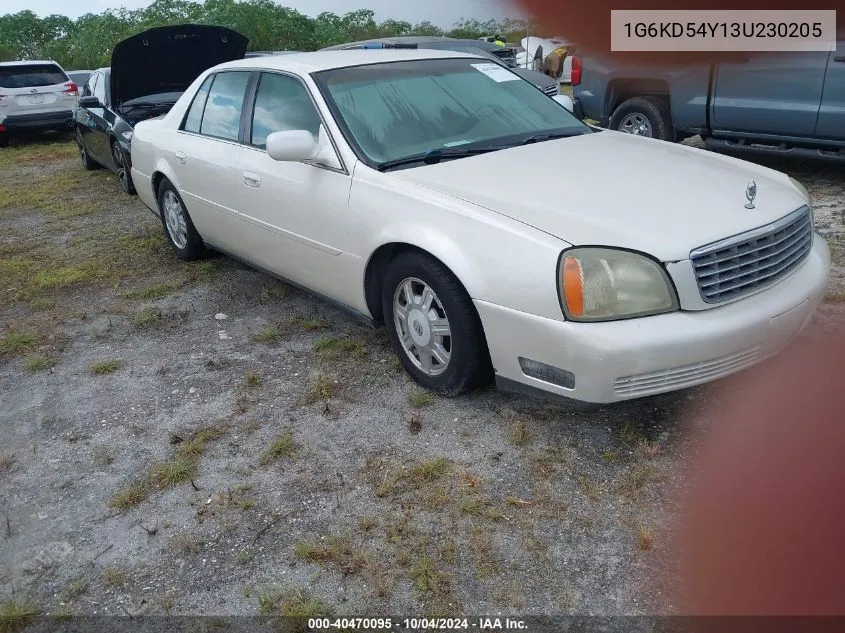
[471,62,520,82]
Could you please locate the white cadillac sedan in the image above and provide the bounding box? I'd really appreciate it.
[129,49,830,404]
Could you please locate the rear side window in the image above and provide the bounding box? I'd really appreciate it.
[199,71,250,141]
[182,75,214,133]
[0,64,68,88]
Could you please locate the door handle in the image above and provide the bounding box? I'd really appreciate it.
[243,171,261,188]
[834,56,845,62]
[174,151,186,164]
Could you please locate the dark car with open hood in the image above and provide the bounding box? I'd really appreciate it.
[74,24,248,194]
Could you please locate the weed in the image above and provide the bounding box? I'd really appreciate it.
[147,457,197,489]
[260,283,288,301]
[0,598,40,633]
[28,297,56,311]
[618,463,659,502]
[508,421,532,446]
[123,282,180,301]
[601,449,619,463]
[409,458,450,485]
[253,324,282,344]
[235,548,254,565]
[257,587,328,618]
[0,331,39,356]
[617,421,644,446]
[407,411,422,434]
[409,389,435,408]
[314,336,364,359]
[259,431,297,465]
[303,372,335,403]
[578,476,602,502]
[635,440,661,461]
[89,359,122,375]
[243,371,262,390]
[64,579,88,601]
[294,534,368,575]
[300,315,329,330]
[173,533,201,554]
[410,556,449,594]
[24,355,53,372]
[108,484,147,511]
[133,307,164,328]
[102,566,126,587]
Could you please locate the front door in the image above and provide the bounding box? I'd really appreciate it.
[234,71,356,302]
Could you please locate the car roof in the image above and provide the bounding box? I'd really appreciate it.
[0,60,64,67]
[214,48,483,73]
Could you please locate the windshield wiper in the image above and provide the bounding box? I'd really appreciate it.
[519,130,587,145]
[121,102,174,111]
[376,146,502,171]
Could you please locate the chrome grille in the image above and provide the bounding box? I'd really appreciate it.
[690,206,813,304]
[542,84,559,96]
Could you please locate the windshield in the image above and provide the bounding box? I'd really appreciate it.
[313,57,588,169]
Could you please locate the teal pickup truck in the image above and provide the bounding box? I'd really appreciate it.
[571,31,845,162]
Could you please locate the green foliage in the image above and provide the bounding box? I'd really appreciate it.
[0,0,536,69]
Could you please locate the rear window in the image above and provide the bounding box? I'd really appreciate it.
[0,64,68,88]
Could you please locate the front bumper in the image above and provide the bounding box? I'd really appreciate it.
[476,235,830,404]
[0,110,73,132]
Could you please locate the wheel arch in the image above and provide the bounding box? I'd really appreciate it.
[363,241,484,325]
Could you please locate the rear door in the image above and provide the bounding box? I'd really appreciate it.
[172,70,251,249]
[0,63,74,117]
[710,51,828,137]
[814,38,845,141]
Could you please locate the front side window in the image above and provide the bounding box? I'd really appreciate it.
[250,72,322,148]
[198,71,250,141]
[313,57,588,167]
[182,74,214,134]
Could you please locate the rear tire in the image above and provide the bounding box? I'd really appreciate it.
[382,250,493,397]
[609,96,675,142]
[111,140,136,195]
[157,179,209,261]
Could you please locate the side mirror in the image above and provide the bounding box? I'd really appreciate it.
[552,94,574,113]
[78,96,102,109]
[266,130,320,162]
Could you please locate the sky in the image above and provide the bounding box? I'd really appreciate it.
[0,0,532,27]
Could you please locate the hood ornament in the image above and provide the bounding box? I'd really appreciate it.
[745,181,757,209]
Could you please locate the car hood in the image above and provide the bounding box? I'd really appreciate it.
[511,66,557,88]
[387,131,809,262]
[110,24,248,107]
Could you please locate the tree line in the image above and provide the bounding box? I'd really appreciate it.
[0,0,541,70]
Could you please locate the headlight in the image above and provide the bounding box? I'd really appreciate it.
[788,176,814,229]
[121,130,133,142]
[558,247,679,322]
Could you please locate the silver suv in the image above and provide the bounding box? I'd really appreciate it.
[0,60,79,145]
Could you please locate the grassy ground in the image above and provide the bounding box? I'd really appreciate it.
[0,130,843,621]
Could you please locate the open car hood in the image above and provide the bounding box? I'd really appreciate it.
[110,24,248,107]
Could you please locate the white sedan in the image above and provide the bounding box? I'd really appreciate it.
[130,49,830,404]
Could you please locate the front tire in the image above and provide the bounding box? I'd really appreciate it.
[111,140,136,195]
[609,96,675,142]
[382,251,492,397]
[77,128,99,170]
[157,179,208,261]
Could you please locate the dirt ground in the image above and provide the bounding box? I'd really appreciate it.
[1,131,843,622]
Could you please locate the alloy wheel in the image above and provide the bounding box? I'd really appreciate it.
[392,277,452,376]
